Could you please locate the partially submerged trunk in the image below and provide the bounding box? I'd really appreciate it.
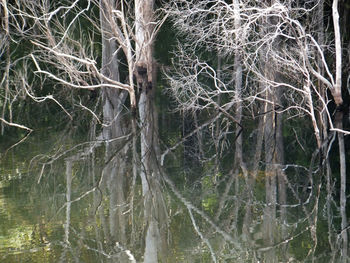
[135,1,168,261]
[336,111,348,262]
[135,0,157,195]
[261,5,285,260]
[263,86,277,260]
[1,0,10,135]
[99,0,129,246]
[332,2,347,260]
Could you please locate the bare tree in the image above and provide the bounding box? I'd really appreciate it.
[1,0,170,261]
[0,0,34,142]
[2,0,349,261]
[165,0,349,260]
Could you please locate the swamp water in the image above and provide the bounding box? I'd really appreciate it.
[0,128,348,263]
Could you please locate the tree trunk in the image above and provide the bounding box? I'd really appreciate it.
[316,0,336,254]
[135,0,156,195]
[263,86,277,262]
[100,0,128,143]
[100,0,129,246]
[262,4,280,260]
[275,87,287,248]
[336,112,348,262]
[332,0,343,106]
[134,1,168,261]
[1,0,10,135]
[64,159,72,245]
[332,1,347,260]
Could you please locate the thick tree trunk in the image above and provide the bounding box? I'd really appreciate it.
[316,0,336,253]
[332,1,347,260]
[134,1,168,262]
[100,0,127,143]
[99,0,129,246]
[262,4,281,260]
[135,0,156,195]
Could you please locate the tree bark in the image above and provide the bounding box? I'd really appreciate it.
[100,0,129,246]
[134,1,168,261]
[336,112,348,262]
[262,4,279,260]
[263,85,277,255]
[332,0,343,106]
[1,0,10,135]
[332,1,347,260]
[135,0,156,195]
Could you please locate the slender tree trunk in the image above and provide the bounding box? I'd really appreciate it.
[336,112,348,262]
[275,87,287,249]
[64,159,72,245]
[231,0,248,239]
[233,0,243,168]
[214,55,222,173]
[1,0,10,135]
[59,159,73,262]
[262,5,279,260]
[263,87,277,262]
[332,0,343,106]
[332,1,347,260]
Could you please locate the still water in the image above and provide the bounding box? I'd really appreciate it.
[0,129,348,262]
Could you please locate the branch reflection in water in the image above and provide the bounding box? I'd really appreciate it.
[0,125,347,262]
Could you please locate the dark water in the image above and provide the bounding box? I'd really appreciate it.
[0,130,348,263]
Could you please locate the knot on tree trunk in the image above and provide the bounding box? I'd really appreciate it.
[135,62,153,93]
[334,92,343,106]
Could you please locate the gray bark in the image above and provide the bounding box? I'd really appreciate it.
[1,0,10,135]
[263,86,277,263]
[64,159,72,245]
[100,0,129,247]
[135,0,156,195]
[261,4,279,260]
[336,112,348,262]
[100,0,128,143]
[316,0,336,254]
[134,1,168,261]
[332,0,343,106]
